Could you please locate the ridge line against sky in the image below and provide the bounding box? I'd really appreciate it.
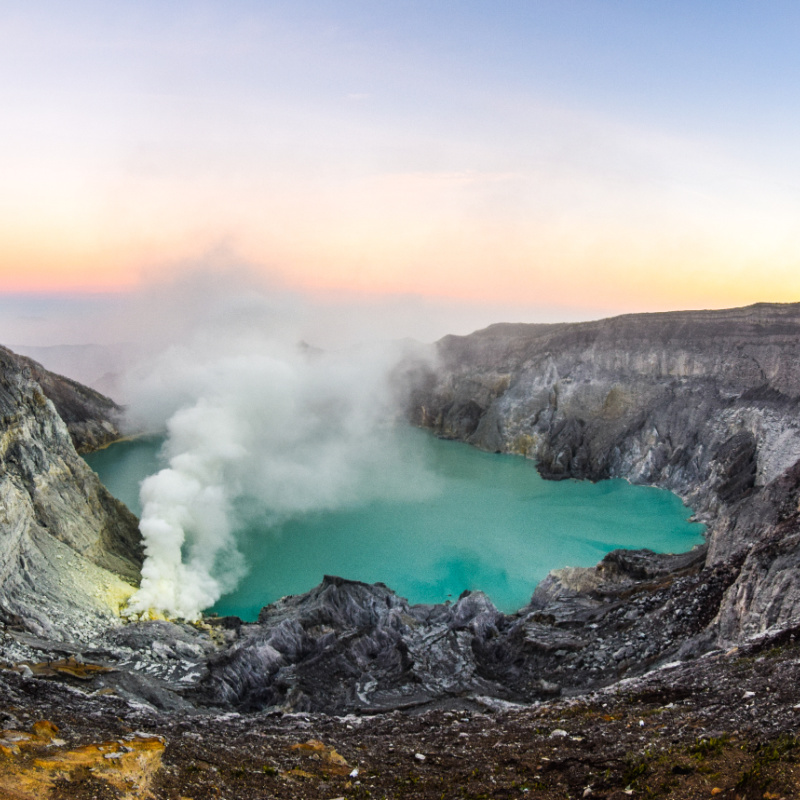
[1,0,800,336]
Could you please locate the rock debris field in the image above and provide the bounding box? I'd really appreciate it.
[5,307,800,798]
[2,624,800,800]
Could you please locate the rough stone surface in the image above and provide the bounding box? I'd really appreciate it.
[404,302,800,650]
[0,346,142,641]
[194,576,510,714]
[3,625,800,799]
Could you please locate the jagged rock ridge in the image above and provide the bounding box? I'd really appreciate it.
[3,304,800,717]
[0,346,142,640]
[405,302,800,648]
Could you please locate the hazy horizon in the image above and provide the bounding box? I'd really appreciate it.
[4,2,799,618]
[2,2,800,321]
[2,280,796,396]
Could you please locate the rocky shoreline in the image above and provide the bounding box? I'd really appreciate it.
[2,303,800,797]
[405,302,800,646]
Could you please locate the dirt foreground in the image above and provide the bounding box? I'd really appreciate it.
[2,628,800,800]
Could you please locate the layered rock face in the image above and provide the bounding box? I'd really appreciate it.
[4,305,800,717]
[191,555,728,713]
[0,346,142,639]
[405,302,800,647]
[194,576,509,713]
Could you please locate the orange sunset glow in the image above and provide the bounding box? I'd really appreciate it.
[1,2,799,334]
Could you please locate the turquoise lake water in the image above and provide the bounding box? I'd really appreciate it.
[85,429,704,619]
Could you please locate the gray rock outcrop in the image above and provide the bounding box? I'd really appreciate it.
[404,302,800,650]
[0,346,142,640]
[194,576,509,713]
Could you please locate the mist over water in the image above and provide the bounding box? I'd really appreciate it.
[115,272,437,619]
[122,341,432,619]
[51,267,699,620]
[87,430,704,617]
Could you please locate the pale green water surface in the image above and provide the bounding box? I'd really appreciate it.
[85,429,704,619]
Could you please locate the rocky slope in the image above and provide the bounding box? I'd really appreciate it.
[0,346,142,640]
[3,616,800,799]
[3,305,800,722]
[405,302,800,650]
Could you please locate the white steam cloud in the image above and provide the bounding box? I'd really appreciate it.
[121,272,435,619]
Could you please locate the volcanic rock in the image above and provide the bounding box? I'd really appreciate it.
[0,346,141,640]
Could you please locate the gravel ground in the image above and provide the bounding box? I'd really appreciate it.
[3,627,800,799]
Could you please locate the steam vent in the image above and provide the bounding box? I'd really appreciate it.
[3,304,800,796]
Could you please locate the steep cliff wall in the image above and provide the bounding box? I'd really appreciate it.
[18,353,128,453]
[0,346,142,639]
[406,303,800,646]
[4,305,800,714]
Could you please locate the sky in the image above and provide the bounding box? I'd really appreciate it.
[2,1,800,345]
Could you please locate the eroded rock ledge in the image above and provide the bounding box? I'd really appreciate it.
[0,346,141,640]
[403,301,800,649]
[2,304,800,721]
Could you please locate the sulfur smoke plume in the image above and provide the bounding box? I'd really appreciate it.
[122,276,434,619]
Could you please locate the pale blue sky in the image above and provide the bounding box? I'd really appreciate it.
[1,1,799,335]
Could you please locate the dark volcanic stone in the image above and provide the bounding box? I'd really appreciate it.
[6,303,800,724]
